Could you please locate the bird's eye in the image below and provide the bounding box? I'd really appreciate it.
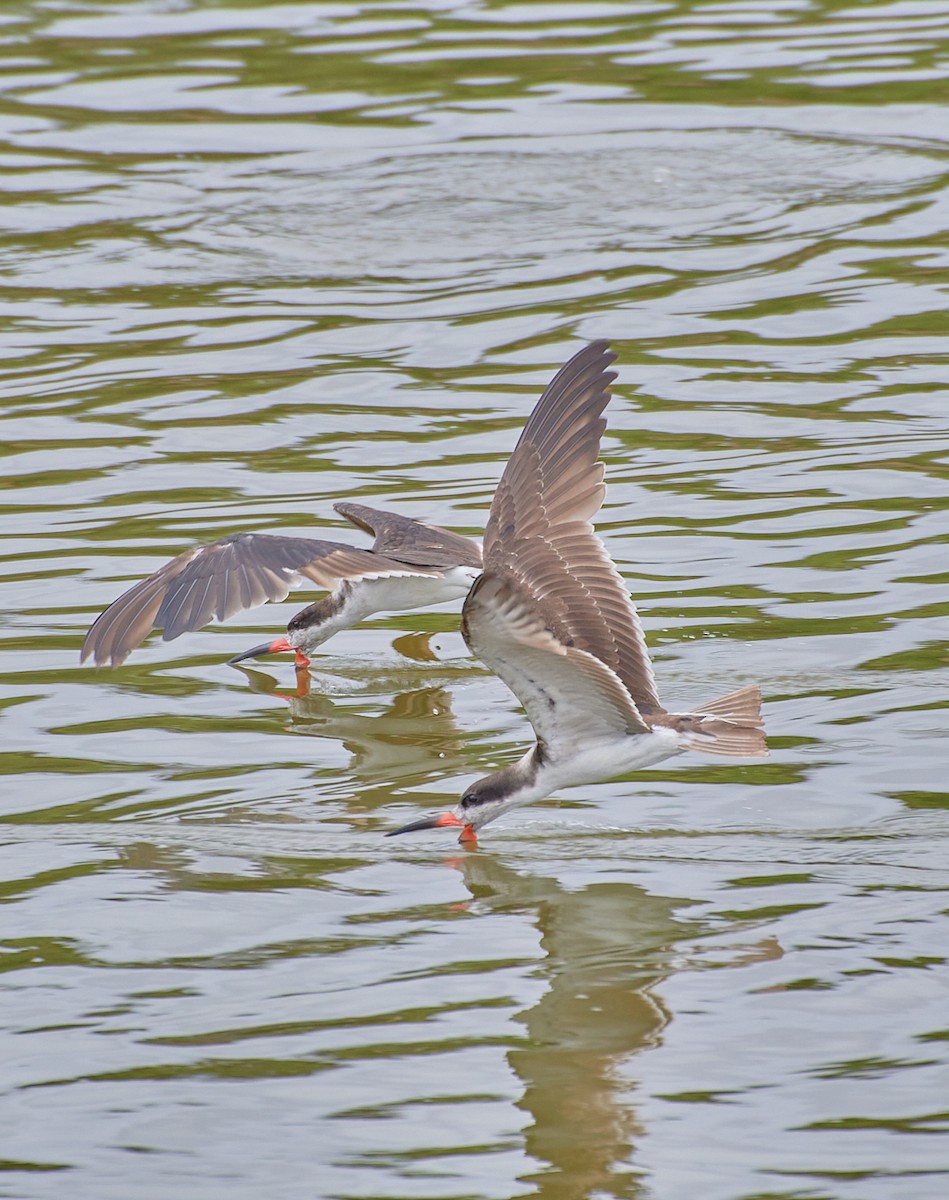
[461,793,475,807]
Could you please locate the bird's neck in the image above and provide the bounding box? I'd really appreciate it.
[287,584,369,651]
[468,747,554,820]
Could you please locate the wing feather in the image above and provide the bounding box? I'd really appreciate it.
[295,546,444,589]
[81,533,438,667]
[481,340,662,713]
[462,573,649,755]
[334,502,482,569]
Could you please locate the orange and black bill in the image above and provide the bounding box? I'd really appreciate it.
[385,811,466,837]
[227,637,294,665]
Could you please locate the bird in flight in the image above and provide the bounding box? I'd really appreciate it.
[80,502,482,668]
[387,341,766,842]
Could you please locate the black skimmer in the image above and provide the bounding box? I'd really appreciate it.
[387,340,767,842]
[81,502,482,668]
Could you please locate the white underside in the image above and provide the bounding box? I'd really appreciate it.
[349,565,480,614]
[540,726,683,794]
[292,565,480,651]
[463,727,684,830]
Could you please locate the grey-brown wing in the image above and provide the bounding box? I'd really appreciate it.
[462,574,649,754]
[80,533,417,667]
[481,340,662,714]
[335,502,483,570]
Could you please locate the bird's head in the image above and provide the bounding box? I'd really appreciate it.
[227,596,347,667]
[386,761,544,841]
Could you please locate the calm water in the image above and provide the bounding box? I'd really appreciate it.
[2,1,949,1197]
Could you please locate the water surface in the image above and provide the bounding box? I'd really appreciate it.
[2,2,949,1197]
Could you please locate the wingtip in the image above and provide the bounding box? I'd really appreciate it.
[79,648,124,669]
[582,338,617,370]
[79,633,115,668]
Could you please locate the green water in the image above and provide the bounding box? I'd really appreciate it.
[2,2,949,1197]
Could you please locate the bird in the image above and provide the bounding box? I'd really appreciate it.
[387,340,766,842]
[80,502,483,668]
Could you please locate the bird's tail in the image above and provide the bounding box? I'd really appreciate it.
[674,684,768,758]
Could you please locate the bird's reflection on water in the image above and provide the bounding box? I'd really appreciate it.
[140,650,769,1195]
[235,654,695,1194]
[237,655,474,798]
[451,853,694,1198]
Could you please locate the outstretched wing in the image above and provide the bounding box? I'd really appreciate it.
[480,340,662,714]
[462,574,649,755]
[80,533,438,667]
[335,502,483,570]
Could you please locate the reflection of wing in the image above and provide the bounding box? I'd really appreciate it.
[335,502,483,569]
[462,574,648,758]
[81,534,439,667]
[470,340,663,716]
